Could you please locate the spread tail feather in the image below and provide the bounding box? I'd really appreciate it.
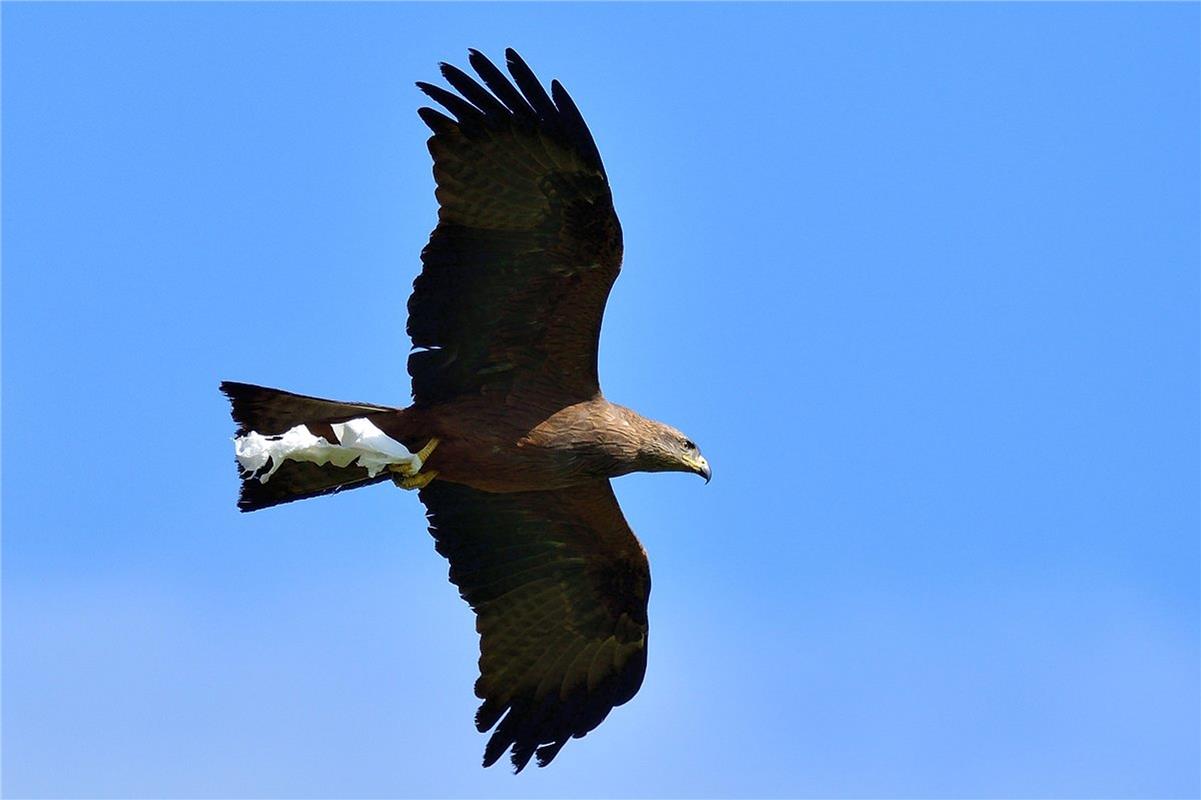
[220,381,395,436]
[219,381,409,512]
[235,458,391,512]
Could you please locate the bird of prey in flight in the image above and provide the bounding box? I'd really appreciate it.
[221,48,710,772]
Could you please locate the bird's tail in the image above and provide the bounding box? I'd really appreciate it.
[219,381,412,512]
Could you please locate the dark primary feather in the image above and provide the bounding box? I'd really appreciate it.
[419,480,650,771]
[468,48,536,120]
[550,80,605,179]
[439,62,510,119]
[503,49,561,127]
[415,81,483,127]
[408,49,623,407]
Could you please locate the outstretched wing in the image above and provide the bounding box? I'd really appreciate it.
[418,480,650,771]
[408,49,623,407]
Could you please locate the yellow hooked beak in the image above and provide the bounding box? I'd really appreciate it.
[691,455,711,484]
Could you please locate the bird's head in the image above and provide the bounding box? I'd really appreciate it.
[641,421,711,483]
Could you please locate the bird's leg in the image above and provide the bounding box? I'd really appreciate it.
[415,437,440,464]
[390,437,440,491]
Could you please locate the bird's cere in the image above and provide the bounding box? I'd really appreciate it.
[234,418,421,484]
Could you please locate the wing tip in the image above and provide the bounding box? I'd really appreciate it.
[535,739,568,768]
[426,47,609,164]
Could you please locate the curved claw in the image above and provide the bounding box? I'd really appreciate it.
[389,437,441,488]
[395,469,439,491]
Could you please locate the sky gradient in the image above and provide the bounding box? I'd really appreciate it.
[3,3,1199,798]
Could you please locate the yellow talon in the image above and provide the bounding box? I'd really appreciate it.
[395,470,438,491]
[390,438,440,490]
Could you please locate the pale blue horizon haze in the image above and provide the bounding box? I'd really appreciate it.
[2,3,1198,798]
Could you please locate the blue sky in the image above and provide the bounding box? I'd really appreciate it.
[3,3,1198,797]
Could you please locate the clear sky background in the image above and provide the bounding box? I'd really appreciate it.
[3,3,1198,798]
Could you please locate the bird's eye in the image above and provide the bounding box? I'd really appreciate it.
[683,440,696,451]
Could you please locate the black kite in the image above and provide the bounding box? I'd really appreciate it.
[221,48,710,772]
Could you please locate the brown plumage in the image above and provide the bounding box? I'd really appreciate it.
[220,48,709,772]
